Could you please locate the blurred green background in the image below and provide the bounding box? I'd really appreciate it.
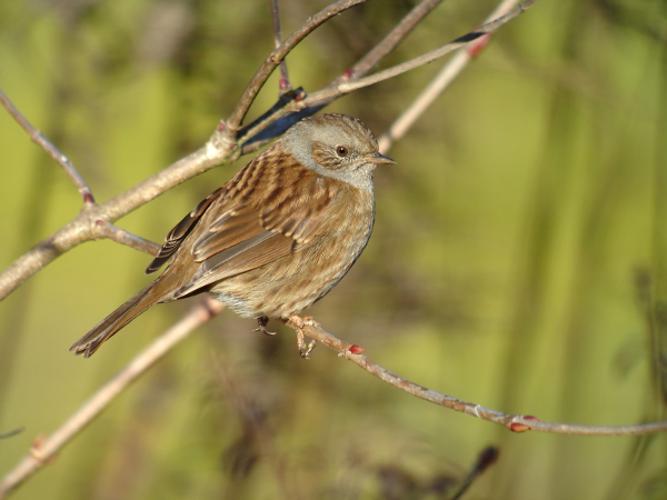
[1,0,666,499]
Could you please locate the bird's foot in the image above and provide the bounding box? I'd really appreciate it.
[255,316,277,336]
[286,315,316,359]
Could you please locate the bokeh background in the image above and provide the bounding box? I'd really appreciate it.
[1,0,666,499]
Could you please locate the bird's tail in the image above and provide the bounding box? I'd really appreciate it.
[69,284,163,357]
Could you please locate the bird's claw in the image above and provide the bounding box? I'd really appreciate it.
[296,330,316,359]
[255,316,277,336]
[286,314,317,358]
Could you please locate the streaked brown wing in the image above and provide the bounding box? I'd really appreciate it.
[145,188,223,274]
[165,149,343,299]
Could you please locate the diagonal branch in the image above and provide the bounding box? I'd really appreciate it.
[341,0,444,82]
[0,90,95,207]
[379,0,526,152]
[309,1,533,102]
[236,0,533,147]
[0,297,225,498]
[287,316,667,437]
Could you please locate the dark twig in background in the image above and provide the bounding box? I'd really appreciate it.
[271,0,291,93]
[0,429,24,441]
[450,447,500,500]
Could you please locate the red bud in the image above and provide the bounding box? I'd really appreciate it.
[347,344,364,354]
[467,33,491,58]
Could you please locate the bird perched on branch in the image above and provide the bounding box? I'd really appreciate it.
[70,113,394,357]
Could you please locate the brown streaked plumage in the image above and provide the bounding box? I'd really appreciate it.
[70,113,394,357]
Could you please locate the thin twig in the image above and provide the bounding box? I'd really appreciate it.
[236,0,532,147]
[237,0,444,146]
[379,0,524,152]
[0,297,224,498]
[450,447,499,500]
[287,316,667,436]
[0,428,24,440]
[95,221,161,256]
[341,0,444,81]
[226,0,367,132]
[0,90,95,206]
[271,0,291,93]
[307,1,533,104]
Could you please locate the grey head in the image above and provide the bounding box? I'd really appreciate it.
[282,113,394,191]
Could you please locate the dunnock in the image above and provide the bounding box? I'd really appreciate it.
[70,113,393,357]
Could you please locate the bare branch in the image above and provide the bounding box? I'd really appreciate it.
[236,0,532,147]
[271,0,291,93]
[236,0,445,146]
[379,0,526,152]
[0,142,231,301]
[340,0,443,82]
[95,222,160,256]
[378,53,469,153]
[0,297,224,498]
[226,0,367,132]
[0,0,532,302]
[307,1,533,104]
[287,315,667,436]
[0,90,95,206]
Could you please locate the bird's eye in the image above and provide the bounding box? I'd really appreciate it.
[335,145,349,158]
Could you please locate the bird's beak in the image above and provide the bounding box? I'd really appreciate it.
[369,152,396,166]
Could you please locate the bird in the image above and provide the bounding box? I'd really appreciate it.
[70,113,394,357]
